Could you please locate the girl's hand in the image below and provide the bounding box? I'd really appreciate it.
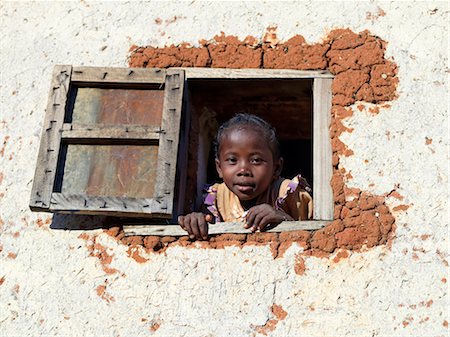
[178,213,214,240]
[244,204,292,232]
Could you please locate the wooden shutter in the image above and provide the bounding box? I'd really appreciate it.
[30,65,185,218]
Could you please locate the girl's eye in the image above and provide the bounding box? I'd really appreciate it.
[250,157,263,164]
[225,157,237,164]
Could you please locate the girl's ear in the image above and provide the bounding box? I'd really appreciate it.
[273,157,283,179]
[215,158,223,178]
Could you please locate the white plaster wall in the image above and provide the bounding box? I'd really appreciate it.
[0,1,448,336]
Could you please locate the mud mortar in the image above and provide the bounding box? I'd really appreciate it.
[112,28,401,263]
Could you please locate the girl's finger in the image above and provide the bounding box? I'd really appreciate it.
[248,211,262,232]
[189,217,200,240]
[198,218,208,240]
[243,221,251,229]
[178,216,186,231]
[252,210,268,230]
[258,217,270,231]
[245,210,255,229]
[184,220,194,238]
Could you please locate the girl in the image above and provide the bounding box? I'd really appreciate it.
[178,113,313,240]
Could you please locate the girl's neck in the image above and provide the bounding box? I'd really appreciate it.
[240,198,258,210]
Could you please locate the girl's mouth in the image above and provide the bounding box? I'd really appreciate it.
[235,184,255,193]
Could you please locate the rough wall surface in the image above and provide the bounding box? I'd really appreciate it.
[0,1,448,336]
[127,27,399,255]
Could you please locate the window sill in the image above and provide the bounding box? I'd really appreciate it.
[123,220,329,236]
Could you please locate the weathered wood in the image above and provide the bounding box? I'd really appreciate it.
[49,193,171,218]
[313,78,334,220]
[60,124,160,142]
[30,66,187,218]
[69,87,165,126]
[71,66,166,85]
[153,69,185,216]
[123,220,329,236]
[173,87,190,217]
[61,144,159,198]
[175,68,334,79]
[30,65,72,212]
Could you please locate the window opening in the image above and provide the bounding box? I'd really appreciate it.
[187,78,313,210]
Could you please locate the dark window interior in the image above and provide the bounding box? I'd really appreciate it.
[188,78,313,187]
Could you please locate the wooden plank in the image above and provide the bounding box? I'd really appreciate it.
[69,87,165,126]
[30,65,72,212]
[49,193,171,218]
[123,220,329,236]
[60,144,159,198]
[173,87,190,218]
[313,78,334,220]
[60,124,160,142]
[175,67,334,79]
[71,66,166,85]
[153,69,185,216]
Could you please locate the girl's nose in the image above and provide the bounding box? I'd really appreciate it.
[237,162,251,176]
[237,169,250,176]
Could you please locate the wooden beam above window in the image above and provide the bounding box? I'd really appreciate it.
[174,67,334,79]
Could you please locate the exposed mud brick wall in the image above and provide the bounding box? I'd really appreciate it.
[122,28,401,259]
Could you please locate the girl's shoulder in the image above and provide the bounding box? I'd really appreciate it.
[276,174,313,220]
[275,174,312,209]
[202,182,224,221]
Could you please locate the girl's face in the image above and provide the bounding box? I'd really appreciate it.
[215,127,283,202]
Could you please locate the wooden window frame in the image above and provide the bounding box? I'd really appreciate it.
[124,68,334,236]
[29,65,185,218]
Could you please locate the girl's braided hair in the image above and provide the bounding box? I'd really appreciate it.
[214,113,281,159]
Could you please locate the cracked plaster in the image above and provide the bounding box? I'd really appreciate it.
[0,1,448,336]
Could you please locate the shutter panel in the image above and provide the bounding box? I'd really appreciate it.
[30,66,185,218]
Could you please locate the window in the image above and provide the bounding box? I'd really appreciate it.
[30,65,186,220]
[30,66,333,235]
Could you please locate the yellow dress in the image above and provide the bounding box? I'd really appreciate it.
[203,175,313,222]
